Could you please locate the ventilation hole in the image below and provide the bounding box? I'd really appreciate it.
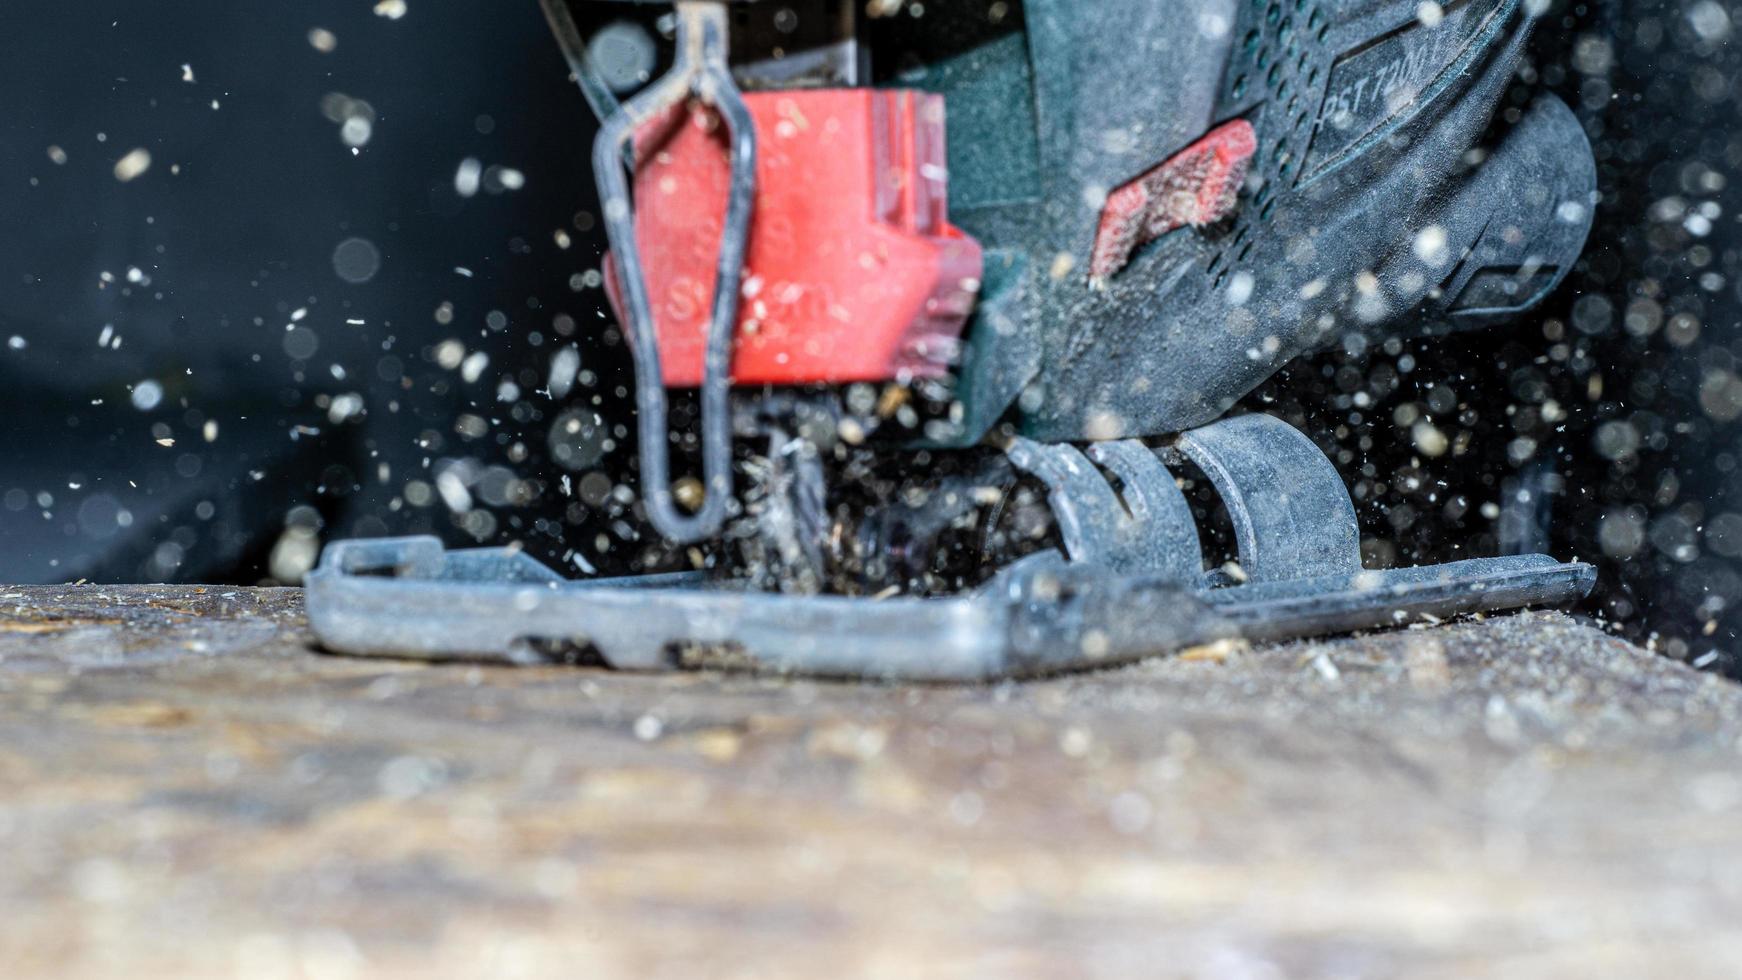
[516,637,610,667]
[667,640,754,671]
[1169,457,1241,582]
[1232,74,1248,98]
[1259,199,1277,221]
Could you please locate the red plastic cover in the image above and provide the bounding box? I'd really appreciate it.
[608,89,984,387]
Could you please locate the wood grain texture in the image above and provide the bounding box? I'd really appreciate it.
[1,586,1740,978]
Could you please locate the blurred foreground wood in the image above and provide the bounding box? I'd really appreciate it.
[2,585,1741,978]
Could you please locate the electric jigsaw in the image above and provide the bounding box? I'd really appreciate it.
[308,0,1599,679]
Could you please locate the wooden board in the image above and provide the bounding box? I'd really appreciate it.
[2,586,1741,977]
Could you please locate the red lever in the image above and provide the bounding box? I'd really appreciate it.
[1089,119,1256,284]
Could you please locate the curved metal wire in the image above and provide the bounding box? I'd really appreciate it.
[535,0,624,128]
[589,2,755,543]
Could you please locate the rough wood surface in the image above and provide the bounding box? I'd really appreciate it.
[2,586,1741,978]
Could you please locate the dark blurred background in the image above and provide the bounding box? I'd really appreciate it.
[2,1,1740,674]
[0,1,635,584]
